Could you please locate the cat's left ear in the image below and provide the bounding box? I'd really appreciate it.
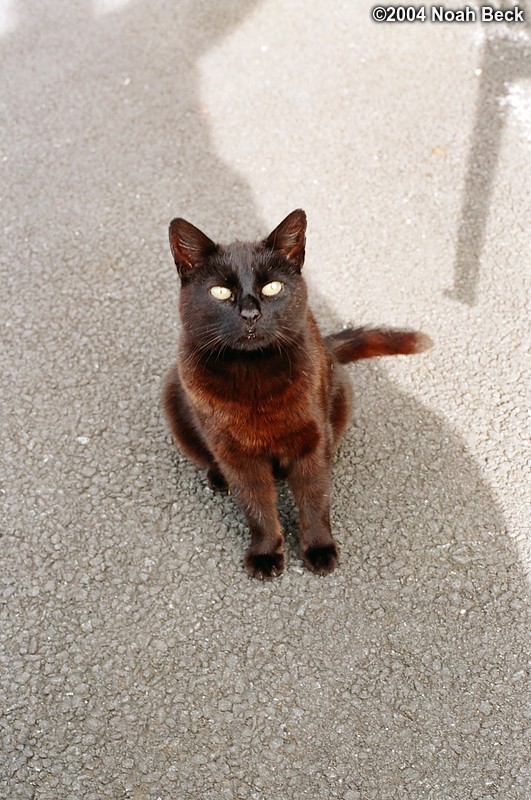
[169,218,217,278]
[264,209,307,270]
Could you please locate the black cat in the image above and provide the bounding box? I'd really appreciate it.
[163,209,432,578]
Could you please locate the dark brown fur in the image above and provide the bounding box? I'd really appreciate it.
[163,210,431,579]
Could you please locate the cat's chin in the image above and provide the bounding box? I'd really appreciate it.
[236,342,272,353]
[234,333,274,352]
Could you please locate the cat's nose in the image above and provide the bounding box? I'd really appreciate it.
[239,296,262,323]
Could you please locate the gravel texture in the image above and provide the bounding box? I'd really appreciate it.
[1,2,529,799]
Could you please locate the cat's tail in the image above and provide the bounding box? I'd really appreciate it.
[325,327,433,364]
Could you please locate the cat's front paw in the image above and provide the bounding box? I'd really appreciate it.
[244,550,285,580]
[303,543,338,576]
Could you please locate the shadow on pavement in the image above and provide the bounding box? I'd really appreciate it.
[449,10,531,305]
[1,0,265,254]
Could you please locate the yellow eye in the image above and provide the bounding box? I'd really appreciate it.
[209,286,233,300]
[261,281,283,297]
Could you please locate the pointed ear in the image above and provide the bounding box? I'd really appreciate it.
[169,218,217,277]
[264,209,307,269]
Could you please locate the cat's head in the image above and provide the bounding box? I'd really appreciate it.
[168,210,308,354]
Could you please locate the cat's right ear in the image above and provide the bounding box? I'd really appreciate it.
[169,218,217,278]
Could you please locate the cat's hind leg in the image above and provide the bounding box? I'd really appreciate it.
[329,368,353,451]
[162,364,228,492]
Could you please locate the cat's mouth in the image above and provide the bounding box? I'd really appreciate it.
[236,325,270,350]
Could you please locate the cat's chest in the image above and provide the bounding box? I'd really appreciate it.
[186,362,322,456]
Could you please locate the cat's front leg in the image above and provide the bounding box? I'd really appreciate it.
[288,447,338,576]
[221,457,285,580]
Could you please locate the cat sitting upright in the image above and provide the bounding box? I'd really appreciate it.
[163,210,431,579]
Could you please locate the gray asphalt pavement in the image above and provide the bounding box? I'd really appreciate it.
[1,1,530,799]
